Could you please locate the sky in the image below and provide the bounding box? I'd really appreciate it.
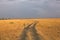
[0,0,60,18]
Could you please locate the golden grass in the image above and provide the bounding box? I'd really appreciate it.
[0,18,60,40]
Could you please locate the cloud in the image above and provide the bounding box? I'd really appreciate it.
[0,0,60,18]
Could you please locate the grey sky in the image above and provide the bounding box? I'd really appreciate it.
[0,0,60,18]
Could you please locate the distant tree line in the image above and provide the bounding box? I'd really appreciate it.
[0,18,11,20]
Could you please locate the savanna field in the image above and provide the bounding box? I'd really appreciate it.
[0,18,60,40]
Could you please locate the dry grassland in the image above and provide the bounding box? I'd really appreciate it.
[0,18,60,40]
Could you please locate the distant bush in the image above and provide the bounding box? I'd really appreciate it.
[9,22,14,24]
[0,18,5,20]
[0,18,11,20]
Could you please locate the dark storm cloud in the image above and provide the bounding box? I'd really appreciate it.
[0,0,60,18]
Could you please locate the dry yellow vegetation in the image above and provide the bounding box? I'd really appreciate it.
[0,18,60,40]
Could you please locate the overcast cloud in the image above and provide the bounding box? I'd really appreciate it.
[0,0,60,18]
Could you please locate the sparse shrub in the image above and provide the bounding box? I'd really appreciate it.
[9,22,14,24]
